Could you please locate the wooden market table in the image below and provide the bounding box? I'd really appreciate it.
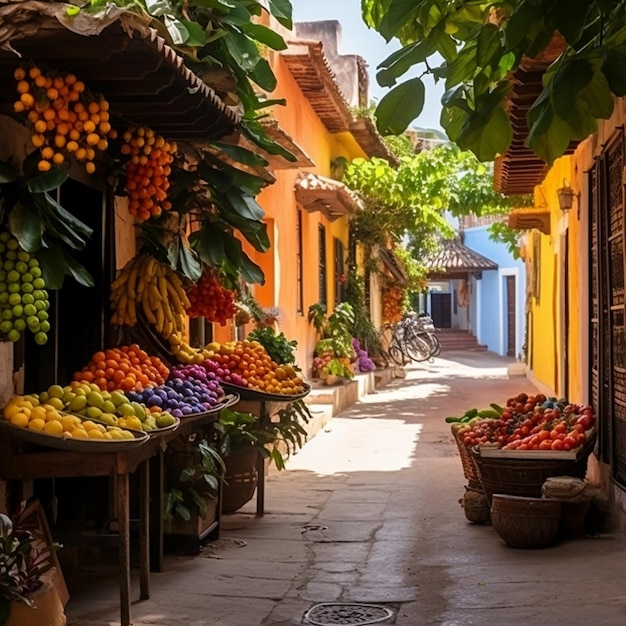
[0,396,237,626]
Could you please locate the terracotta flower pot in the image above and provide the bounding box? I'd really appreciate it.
[4,583,66,626]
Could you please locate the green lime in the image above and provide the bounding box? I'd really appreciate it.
[5,251,16,261]
[21,293,34,304]
[17,251,29,262]
[0,232,9,243]
[1,310,13,320]
[6,239,18,251]
[34,300,45,311]
[11,304,23,318]
[13,319,25,331]
[21,273,33,283]
[6,270,19,283]
[28,258,38,268]
[7,283,20,294]
[0,293,8,304]
[21,283,33,293]
[26,315,39,329]
[37,310,48,321]
[4,261,15,272]
[30,266,41,278]
[39,320,50,333]
[0,320,13,333]
[0,282,6,292]
[7,329,20,342]
[8,293,21,306]
[33,278,45,289]
[23,304,37,316]
[34,331,48,345]
[15,262,28,274]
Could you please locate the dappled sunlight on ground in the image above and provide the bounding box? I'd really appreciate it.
[286,417,423,475]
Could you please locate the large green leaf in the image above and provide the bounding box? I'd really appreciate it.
[224,189,265,221]
[379,0,421,42]
[239,251,265,285]
[36,245,67,289]
[8,203,44,252]
[164,15,189,45]
[376,41,430,87]
[375,77,426,135]
[179,239,202,282]
[239,120,296,161]
[550,57,594,119]
[546,0,592,45]
[191,224,226,268]
[477,23,502,67]
[61,250,95,287]
[248,57,277,92]
[27,168,69,194]
[527,104,573,165]
[179,19,208,46]
[602,46,626,96]
[240,22,287,51]
[42,192,94,247]
[459,106,512,162]
[210,141,269,168]
[577,65,615,119]
[265,0,292,29]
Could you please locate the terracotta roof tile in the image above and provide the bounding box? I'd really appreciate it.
[424,239,498,275]
[294,172,362,221]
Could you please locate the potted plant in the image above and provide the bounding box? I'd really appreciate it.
[217,402,310,513]
[163,433,226,553]
[308,302,356,384]
[0,505,65,626]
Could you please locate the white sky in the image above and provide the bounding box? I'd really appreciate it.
[290,0,444,131]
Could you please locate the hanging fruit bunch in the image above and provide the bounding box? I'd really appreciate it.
[13,64,116,175]
[110,253,190,345]
[382,285,404,323]
[0,232,50,345]
[185,267,236,326]
[120,126,176,222]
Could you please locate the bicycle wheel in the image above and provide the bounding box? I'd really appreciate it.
[388,344,405,366]
[404,332,433,362]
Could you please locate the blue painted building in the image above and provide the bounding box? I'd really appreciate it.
[423,215,526,359]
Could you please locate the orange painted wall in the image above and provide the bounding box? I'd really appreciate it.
[245,51,368,372]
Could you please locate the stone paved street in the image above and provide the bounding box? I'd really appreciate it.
[66,353,626,625]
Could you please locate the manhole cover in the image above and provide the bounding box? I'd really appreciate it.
[304,602,393,625]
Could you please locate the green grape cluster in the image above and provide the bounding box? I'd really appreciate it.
[0,232,50,344]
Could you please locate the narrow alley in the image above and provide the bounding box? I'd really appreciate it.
[66,353,626,625]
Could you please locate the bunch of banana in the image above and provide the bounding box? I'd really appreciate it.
[110,253,191,344]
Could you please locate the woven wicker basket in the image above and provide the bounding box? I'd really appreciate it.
[221,447,259,514]
[491,494,561,549]
[451,425,483,491]
[471,434,596,505]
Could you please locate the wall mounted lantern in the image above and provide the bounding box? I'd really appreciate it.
[556,180,579,213]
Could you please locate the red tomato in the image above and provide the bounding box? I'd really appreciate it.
[551,439,564,450]
[539,439,553,450]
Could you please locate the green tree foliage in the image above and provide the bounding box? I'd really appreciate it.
[362,0,626,164]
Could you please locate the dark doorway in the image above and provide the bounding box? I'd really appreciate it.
[506,276,516,357]
[23,177,110,392]
[431,293,452,328]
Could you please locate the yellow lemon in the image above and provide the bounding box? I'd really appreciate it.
[61,415,78,432]
[124,416,142,431]
[28,417,46,432]
[87,429,105,440]
[103,431,113,440]
[3,404,20,420]
[81,420,98,432]
[108,429,124,440]
[70,427,88,439]
[47,384,64,399]
[45,410,62,422]
[30,406,47,421]
[44,420,64,436]
[10,413,29,428]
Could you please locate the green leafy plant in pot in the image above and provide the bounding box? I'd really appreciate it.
[163,435,226,535]
[308,302,356,384]
[0,504,65,626]
[216,402,311,513]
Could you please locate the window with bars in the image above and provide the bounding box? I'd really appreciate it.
[297,210,304,315]
[318,224,327,306]
[334,237,345,304]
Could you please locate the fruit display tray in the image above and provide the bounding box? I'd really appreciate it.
[177,392,240,422]
[219,382,311,403]
[0,419,149,452]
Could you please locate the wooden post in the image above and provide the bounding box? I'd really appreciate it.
[117,471,131,626]
[138,459,150,600]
